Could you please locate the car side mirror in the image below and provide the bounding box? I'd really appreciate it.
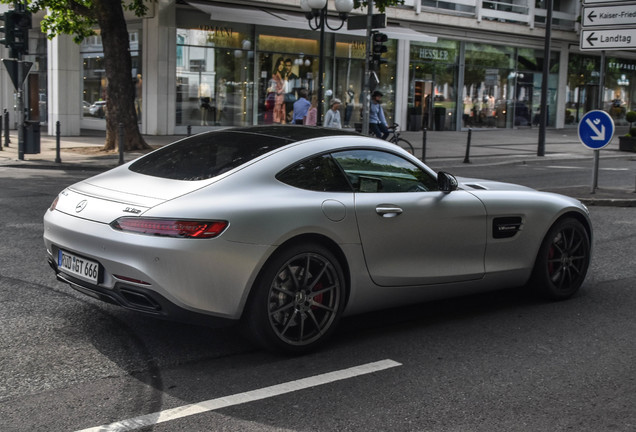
[437,171,458,193]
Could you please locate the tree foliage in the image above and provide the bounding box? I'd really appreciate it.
[354,0,404,12]
[1,0,151,151]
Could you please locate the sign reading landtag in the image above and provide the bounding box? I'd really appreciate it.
[580,28,636,50]
[578,110,615,150]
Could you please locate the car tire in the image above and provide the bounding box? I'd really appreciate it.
[245,242,346,354]
[529,217,591,300]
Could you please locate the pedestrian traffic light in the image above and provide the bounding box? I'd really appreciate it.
[370,31,388,71]
[0,11,16,50]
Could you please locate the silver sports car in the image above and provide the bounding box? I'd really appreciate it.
[44,126,592,353]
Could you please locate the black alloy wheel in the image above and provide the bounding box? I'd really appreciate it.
[530,218,591,300]
[246,243,345,353]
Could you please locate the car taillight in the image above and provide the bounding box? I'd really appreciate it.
[110,217,228,239]
[49,196,59,211]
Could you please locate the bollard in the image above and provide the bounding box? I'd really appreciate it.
[118,123,125,165]
[3,109,9,146]
[463,128,472,164]
[187,125,192,136]
[0,110,2,151]
[55,121,61,163]
[421,128,427,162]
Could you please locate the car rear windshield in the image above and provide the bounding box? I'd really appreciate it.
[129,130,294,181]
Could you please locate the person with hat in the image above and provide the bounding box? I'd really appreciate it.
[369,90,389,139]
[324,98,342,128]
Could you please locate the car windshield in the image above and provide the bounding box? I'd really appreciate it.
[129,127,360,181]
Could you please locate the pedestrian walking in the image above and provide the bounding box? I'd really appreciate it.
[292,88,311,125]
[324,98,342,129]
[369,90,389,139]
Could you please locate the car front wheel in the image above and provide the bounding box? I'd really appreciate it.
[246,243,346,354]
[530,217,591,300]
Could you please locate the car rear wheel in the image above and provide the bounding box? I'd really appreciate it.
[246,243,345,353]
[530,218,591,300]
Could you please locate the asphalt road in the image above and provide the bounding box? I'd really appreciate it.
[1,164,636,432]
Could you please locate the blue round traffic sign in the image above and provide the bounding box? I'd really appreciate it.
[578,110,615,150]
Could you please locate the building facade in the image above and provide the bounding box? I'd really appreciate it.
[1,0,635,137]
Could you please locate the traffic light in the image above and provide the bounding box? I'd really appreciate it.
[12,10,31,55]
[0,11,16,50]
[370,31,388,71]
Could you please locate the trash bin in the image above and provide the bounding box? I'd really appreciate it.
[433,107,446,131]
[24,120,41,154]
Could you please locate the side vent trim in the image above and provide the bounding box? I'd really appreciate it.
[493,217,523,239]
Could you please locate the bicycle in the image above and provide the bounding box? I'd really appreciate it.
[357,122,415,154]
[387,123,414,154]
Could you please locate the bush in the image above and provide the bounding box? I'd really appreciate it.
[628,127,636,138]
[626,111,636,124]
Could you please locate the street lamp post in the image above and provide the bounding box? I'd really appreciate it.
[300,0,353,126]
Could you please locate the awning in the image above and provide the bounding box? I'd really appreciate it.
[188,2,437,43]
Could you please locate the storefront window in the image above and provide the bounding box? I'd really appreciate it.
[334,34,398,129]
[409,39,458,131]
[257,33,320,125]
[606,57,635,123]
[334,37,366,128]
[176,23,254,127]
[464,43,514,128]
[516,47,559,127]
[81,30,141,121]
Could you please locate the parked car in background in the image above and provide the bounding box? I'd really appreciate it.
[88,101,106,118]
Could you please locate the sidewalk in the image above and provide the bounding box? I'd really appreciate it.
[1,126,635,205]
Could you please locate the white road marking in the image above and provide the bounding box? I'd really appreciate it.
[76,359,402,432]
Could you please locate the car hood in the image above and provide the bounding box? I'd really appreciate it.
[456,177,535,192]
[55,165,216,223]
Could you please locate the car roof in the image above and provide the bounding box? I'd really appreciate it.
[197,125,362,144]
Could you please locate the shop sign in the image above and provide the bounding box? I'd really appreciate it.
[417,48,450,61]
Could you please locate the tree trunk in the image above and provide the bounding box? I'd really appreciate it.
[94,0,149,151]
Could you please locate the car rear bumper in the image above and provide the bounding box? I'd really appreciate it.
[47,256,237,328]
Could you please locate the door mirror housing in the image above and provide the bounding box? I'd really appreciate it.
[437,171,458,193]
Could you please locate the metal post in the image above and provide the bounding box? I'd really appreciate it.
[361,2,373,136]
[118,123,125,165]
[316,7,326,126]
[3,110,9,146]
[463,128,472,164]
[55,121,61,163]
[0,109,2,152]
[591,50,606,194]
[421,128,427,162]
[537,0,553,157]
[187,124,191,136]
[17,60,24,160]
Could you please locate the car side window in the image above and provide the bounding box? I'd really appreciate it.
[331,149,438,193]
[277,154,353,192]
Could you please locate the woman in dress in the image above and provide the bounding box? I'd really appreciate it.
[271,58,286,124]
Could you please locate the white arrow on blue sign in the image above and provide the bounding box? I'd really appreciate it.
[578,110,615,150]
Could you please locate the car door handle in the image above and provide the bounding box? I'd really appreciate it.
[376,206,403,218]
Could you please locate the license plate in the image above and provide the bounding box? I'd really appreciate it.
[58,249,99,284]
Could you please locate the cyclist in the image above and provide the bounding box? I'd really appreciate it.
[369,90,390,140]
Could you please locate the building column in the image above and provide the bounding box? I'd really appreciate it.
[47,34,81,136]
[141,0,176,135]
[395,38,410,128]
[556,42,568,129]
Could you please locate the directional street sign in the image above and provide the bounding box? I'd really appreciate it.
[583,4,636,27]
[580,28,636,50]
[578,110,615,150]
